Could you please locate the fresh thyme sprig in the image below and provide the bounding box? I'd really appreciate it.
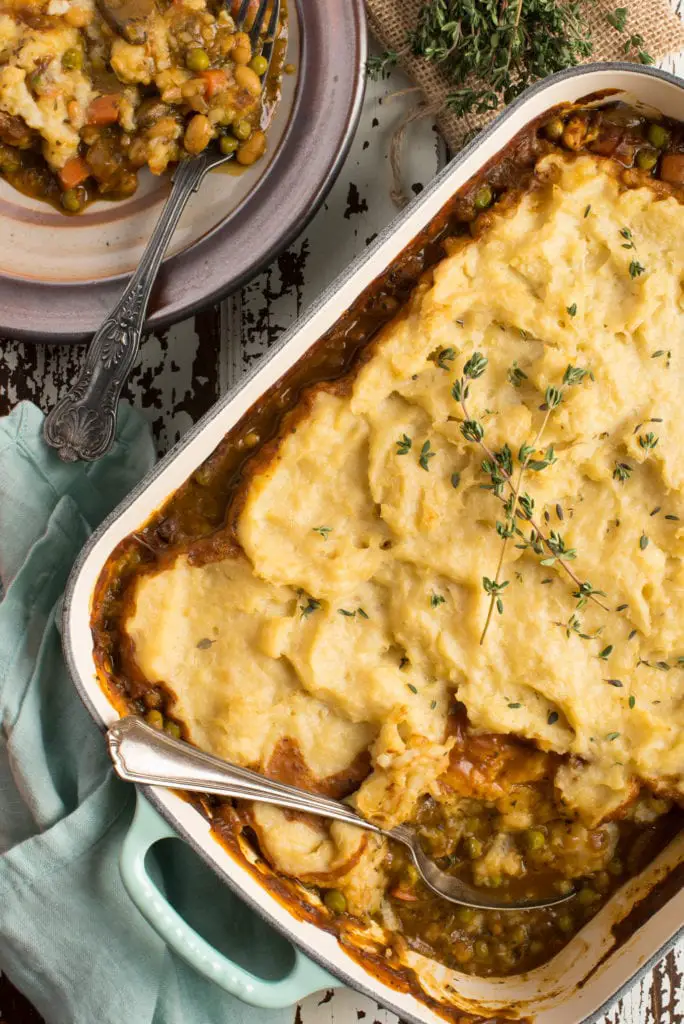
[561,613,602,640]
[606,8,655,64]
[478,366,582,642]
[454,353,608,641]
[366,49,402,79]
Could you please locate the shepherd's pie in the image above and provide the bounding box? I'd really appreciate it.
[93,103,684,979]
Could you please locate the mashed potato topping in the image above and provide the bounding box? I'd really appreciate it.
[125,153,684,913]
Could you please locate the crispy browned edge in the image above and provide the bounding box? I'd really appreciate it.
[89,98,684,1022]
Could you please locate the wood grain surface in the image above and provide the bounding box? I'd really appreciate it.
[1,48,683,1024]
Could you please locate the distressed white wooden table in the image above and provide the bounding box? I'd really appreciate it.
[1,46,683,1024]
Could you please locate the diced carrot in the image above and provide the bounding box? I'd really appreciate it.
[86,93,121,126]
[660,153,684,185]
[390,887,419,902]
[198,69,228,97]
[58,155,90,190]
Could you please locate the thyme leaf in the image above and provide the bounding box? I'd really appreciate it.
[613,461,632,482]
[508,362,528,387]
[638,432,659,451]
[606,7,628,31]
[396,433,412,456]
[301,597,321,617]
[419,439,436,471]
[430,346,457,370]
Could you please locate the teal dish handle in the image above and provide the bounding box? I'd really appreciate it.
[120,792,341,1007]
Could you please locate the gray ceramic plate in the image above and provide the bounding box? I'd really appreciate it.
[2,0,366,343]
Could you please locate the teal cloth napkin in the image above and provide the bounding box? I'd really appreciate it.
[0,401,293,1024]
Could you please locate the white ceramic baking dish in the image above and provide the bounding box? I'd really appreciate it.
[63,62,684,1024]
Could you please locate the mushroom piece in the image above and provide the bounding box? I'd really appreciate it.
[94,0,155,44]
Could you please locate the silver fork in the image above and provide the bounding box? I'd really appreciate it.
[108,716,575,911]
[43,0,281,463]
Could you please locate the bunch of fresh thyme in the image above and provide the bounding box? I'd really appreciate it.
[368,1,652,119]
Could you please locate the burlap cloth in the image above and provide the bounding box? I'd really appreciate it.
[365,0,684,153]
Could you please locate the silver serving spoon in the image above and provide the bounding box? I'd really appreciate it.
[43,0,280,463]
[107,716,574,911]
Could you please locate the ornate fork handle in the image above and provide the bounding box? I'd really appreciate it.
[43,155,212,463]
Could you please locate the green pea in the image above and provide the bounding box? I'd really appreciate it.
[474,184,493,210]
[577,887,599,906]
[62,47,83,70]
[323,888,347,914]
[496,947,515,968]
[594,870,611,893]
[474,939,490,959]
[465,836,483,858]
[647,122,670,149]
[525,828,546,852]
[529,939,543,955]
[146,709,164,730]
[233,119,252,141]
[545,117,565,140]
[61,188,84,213]
[404,863,419,885]
[249,54,268,76]
[186,48,210,72]
[219,134,239,156]
[636,147,658,171]
[557,913,574,933]
[0,149,21,174]
[456,907,475,924]
[164,720,181,739]
[143,688,163,709]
